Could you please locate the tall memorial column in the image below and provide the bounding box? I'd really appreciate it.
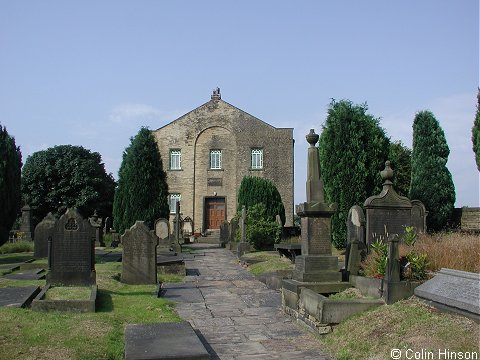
[293,129,341,282]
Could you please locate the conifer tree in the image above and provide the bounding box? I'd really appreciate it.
[113,127,169,233]
[410,111,455,231]
[0,124,22,246]
[473,89,480,171]
[388,141,412,197]
[237,176,285,224]
[319,99,389,248]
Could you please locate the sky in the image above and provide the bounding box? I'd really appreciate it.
[0,1,478,209]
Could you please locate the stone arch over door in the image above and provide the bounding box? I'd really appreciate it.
[194,126,237,231]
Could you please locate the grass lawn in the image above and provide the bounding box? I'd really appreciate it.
[0,253,182,360]
[241,250,294,275]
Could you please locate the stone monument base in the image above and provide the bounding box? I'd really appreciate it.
[293,255,342,282]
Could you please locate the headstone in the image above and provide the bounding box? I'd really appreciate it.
[219,221,229,247]
[46,208,96,286]
[237,206,249,257]
[19,204,33,241]
[172,201,182,253]
[293,129,339,282]
[411,200,427,233]
[414,268,480,321]
[345,205,367,273]
[89,210,104,247]
[364,161,413,249]
[229,219,238,243]
[103,217,112,235]
[155,218,170,248]
[460,207,480,232]
[121,221,158,284]
[182,216,193,236]
[34,213,56,258]
[110,229,120,247]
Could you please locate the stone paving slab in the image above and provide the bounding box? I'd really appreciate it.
[4,268,45,280]
[166,244,332,359]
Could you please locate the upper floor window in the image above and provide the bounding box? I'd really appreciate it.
[251,148,263,169]
[210,149,222,170]
[169,193,181,213]
[170,149,182,170]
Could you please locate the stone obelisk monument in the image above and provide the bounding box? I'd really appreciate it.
[292,129,341,282]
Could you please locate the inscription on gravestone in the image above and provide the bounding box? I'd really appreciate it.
[46,208,96,286]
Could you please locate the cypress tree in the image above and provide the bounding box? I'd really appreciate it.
[0,124,22,246]
[319,99,389,248]
[113,127,169,233]
[410,111,455,231]
[388,141,412,197]
[473,89,480,171]
[237,176,285,224]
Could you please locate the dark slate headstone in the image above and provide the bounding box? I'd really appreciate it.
[414,268,480,321]
[34,213,56,258]
[364,161,412,248]
[124,322,211,360]
[121,221,158,284]
[46,208,96,286]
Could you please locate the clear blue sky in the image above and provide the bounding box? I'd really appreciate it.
[1,1,478,208]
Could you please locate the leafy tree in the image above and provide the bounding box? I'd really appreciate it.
[21,145,115,226]
[237,176,285,224]
[388,141,412,197]
[113,127,169,234]
[319,99,389,248]
[0,124,22,246]
[242,203,282,250]
[473,89,480,171]
[410,110,455,231]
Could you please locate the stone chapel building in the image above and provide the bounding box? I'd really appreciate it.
[153,88,294,232]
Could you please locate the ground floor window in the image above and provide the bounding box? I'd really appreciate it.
[169,193,181,213]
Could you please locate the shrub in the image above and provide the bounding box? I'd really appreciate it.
[0,240,34,254]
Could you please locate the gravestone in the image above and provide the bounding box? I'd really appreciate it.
[414,268,480,321]
[19,204,33,241]
[411,200,427,233]
[293,129,339,282]
[154,218,170,248]
[110,229,120,247]
[345,205,367,274]
[46,208,96,286]
[34,213,56,258]
[229,218,238,243]
[237,206,249,257]
[121,221,158,284]
[364,161,413,248]
[219,221,229,247]
[89,210,104,247]
[103,217,112,235]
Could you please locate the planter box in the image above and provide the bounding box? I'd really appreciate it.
[31,284,97,313]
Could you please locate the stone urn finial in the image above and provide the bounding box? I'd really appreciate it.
[381,160,394,185]
[306,129,319,147]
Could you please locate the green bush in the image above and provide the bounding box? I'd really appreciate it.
[0,240,34,254]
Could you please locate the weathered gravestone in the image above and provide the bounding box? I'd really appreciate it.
[411,200,427,234]
[293,129,339,283]
[219,221,229,247]
[364,161,413,248]
[34,212,56,258]
[237,205,250,257]
[19,204,33,241]
[154,218,170,248]
[414,268,480,321]
[46,208,96,286]
[121,221,158,284]
[103,216,112,235]
[345,205,367,275]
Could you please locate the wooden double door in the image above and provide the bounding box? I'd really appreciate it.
[205,198,226,230]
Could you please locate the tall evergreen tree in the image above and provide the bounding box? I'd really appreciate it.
[0,124,22,246]
[22,145,115,226]
[388,140,412,197]
[410,111,455,231]
[319,99,389,248]
[113,127,169,233]
[473,89,480,171]
[237,176,285,224]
